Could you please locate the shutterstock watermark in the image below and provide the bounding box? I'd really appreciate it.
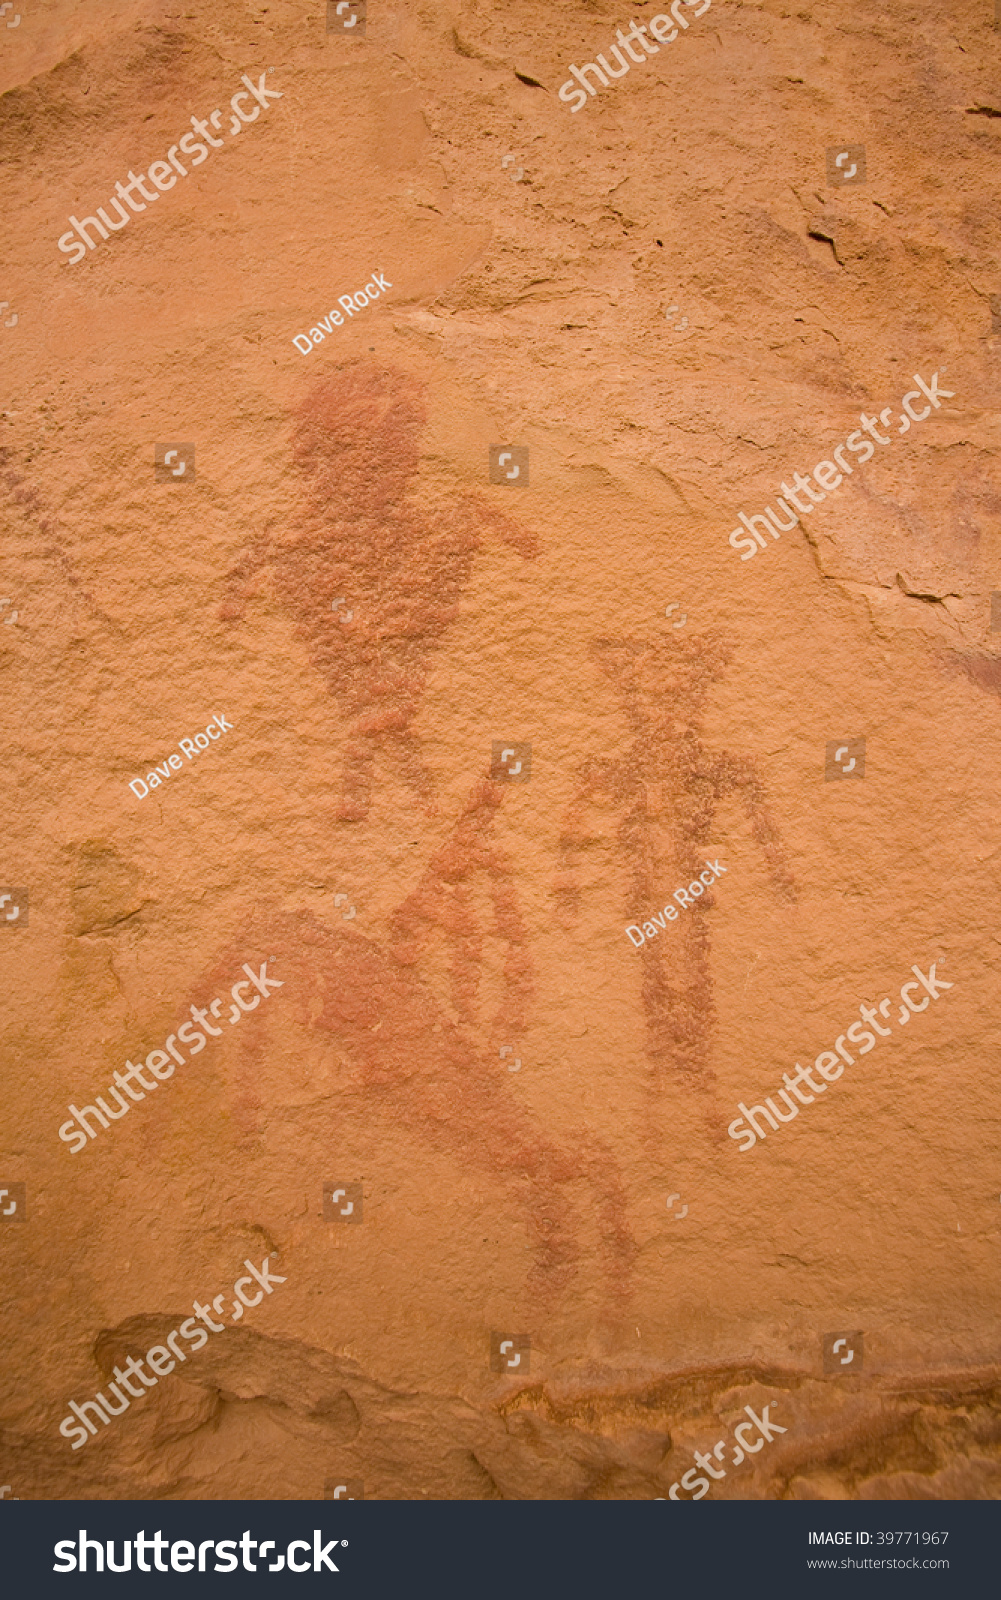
[0,887,27,924]
[559,4,712,112]
[826,144,866,185]
[661,1404,787,1500]
[57,73,282,264]
[154,443,195,483]
[825,739,865,781]
[323,1182,363,1222]
[489,446,529,485]
[727,373,955,562]
[0,1182,25,1221]
[58,962,283,1152]
[327,0,366,32]
[58,1255,287,1451]
[729,961,955,1151]
[822,1330,863,1373]
[490,1332,530,1373]
[490,741,531,781]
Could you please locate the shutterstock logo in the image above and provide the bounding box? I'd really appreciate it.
[0,1182,26,1221]
[323,1182,363,1222]
[490,742,531,782]
[490,1332,530,1373]
[823,1331,864,1373]
[155,443,195,482]
[328,0,366,31]
[0,887,27,924]
[53,1528,342,1573]
[826,144,866,185]
[489,445,529,485]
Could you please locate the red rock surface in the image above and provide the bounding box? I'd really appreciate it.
[1,0,999,1500]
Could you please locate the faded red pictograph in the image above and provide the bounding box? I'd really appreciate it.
[222,363,536,820]
[218,364,636,1301]
[553,633,796,1092]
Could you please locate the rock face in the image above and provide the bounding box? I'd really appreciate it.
[1,0,999,1501]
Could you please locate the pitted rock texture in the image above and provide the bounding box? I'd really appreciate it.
[0,0,999,1500]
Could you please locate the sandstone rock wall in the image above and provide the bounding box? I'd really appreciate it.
[0,0,998,1500]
